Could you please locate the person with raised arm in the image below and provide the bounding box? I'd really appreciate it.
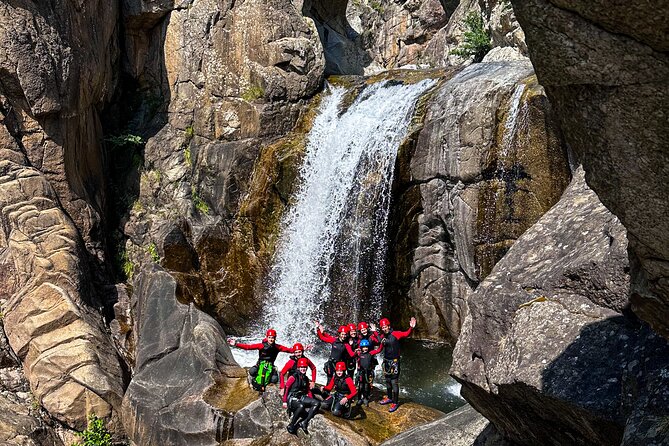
[282,358,321,435]
[377,316,416,413]
[314,320,356,382]
[228,328,294,392]
[279,342,317,390]
[357,321,380,348]
[322,361,357,418]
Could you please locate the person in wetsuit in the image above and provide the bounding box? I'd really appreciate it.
[282,358,321,435]
[357,321,380,348]
[279,342,317,390]
[377,316,416,413]
[322,361,357,418]
[346,323,359,378]
[315,322,356,383]
[228,329,294,391]
[355,338,383,406]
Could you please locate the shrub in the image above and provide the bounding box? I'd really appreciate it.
[148,243,160,263]
[241,85,265,102]
[184,125,195,139]
[450,11,491,63]
[106,134,144,149]
[72,415,112,446]
[191,186,210,215]
[184,146,192,167]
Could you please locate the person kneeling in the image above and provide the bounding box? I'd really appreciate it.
[322,361,357,418]
[282,358,321,435]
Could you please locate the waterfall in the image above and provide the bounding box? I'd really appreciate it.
[261,79,436,344]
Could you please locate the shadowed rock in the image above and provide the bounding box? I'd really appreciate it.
[122,265,250,446]
[451,168,669,445]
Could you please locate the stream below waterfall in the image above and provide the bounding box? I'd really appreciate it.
[231,73,465,414]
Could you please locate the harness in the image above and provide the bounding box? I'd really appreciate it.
[382,358,399,377]
[258,340,280,363]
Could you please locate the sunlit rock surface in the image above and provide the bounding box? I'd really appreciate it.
[510,0,669,341]
[388,59,570,341]
[451,168,669,445]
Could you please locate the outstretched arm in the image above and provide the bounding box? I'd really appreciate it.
[370,343,384,356]
[231,341,264,350]
[392,317,417,340]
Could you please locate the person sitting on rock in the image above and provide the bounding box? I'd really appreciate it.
[355,338,383,406]
[322,361,358,418]
[228,329,294,392]
[315,321,356,383]
[282,358,321,435]
[377,316,416,413]
[279,342,316,390]
[357,321,380,348]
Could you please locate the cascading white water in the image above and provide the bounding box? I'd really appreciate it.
[262,78,436,343]
[500,83,526,157]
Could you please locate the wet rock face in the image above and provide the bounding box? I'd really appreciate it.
[122,265,249,446]
[451,169,669,446]
[509,0,669,340]
[388,60,570,341]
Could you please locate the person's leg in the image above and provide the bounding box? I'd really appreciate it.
[249,365,261,390]
[269,368,279,384]
[299,396,321,433]
[389,361,401,412]
[287,400,306,434]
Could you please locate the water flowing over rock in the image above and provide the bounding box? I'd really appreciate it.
[121,265,253,446]
[509,0,669,341]
[388,59,570,341]
[451,168,669,445]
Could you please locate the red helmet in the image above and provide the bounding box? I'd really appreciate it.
[358,321,369,330]
[266,329,277,337]
[347,323,357,332]
[338,325,349,334]
[379,318,390,328]
[335,361,347,371]
[297,358,309,368]
[292,343,304,351]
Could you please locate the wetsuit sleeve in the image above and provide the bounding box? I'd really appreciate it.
[283,376,295,403]
[391,327,413,340]
[234,342,264,350]
[344,377,357,400]
[344,343,356,357]
[277,343,295,353]
[317,328,336,343]
[323,376,335,392]
[370,332,381,344]
[280,360,294,388]
[370,343,384,356]
[308,358,317,382]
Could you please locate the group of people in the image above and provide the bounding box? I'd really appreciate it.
[228,316,417,435]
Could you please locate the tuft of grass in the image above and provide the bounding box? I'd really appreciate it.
[147,243,159,263]
[132,200,143,213]
[71,414,112,446]
[241,85,265,102]
[184,146,192,167]
[106,134,144,148]
[185,125,195,139]
[191,186,210,215]
[450,11,491,63]
[369,0,384,13]
[119,249,134,280]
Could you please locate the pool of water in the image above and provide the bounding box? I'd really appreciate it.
[230,337,465,414]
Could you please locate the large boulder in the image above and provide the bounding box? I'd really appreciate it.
[121,265,255,446]
[0,156,125,430]
[451,168,669,445]
[388,60,570,341]
[509,1,669,340]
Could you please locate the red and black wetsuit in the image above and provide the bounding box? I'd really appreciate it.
[317,328,356,381]
[234,339,294,389]
[283,372,320,431]
[379,327,412,404]
[358,331,381,348]
[356,344,383,403]
[280,356,317,389]
[323,374,357,418]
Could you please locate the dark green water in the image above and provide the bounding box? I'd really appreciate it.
[374,339,466,413]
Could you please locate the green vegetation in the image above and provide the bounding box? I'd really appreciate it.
[450,11,491,63]
[369,0,384,14]
[241,85,265,102]
[148,243,160,263]
[191,186,210,215]
[72,415,112,446]
[184,146,192,167]
[119,248,135,280]
[185,125,195,139]
[106,133,144,149]
[132,200,143,213]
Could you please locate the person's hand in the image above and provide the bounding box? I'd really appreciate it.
[409,316,417,328]
[309,382,315,389]
[381,338,387,344]
[282,402,287,409]
[279,384,284,390]
[370,323,377,332]
[340,397,348,405]
[227,338,236,346]
[355,348,361,354]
